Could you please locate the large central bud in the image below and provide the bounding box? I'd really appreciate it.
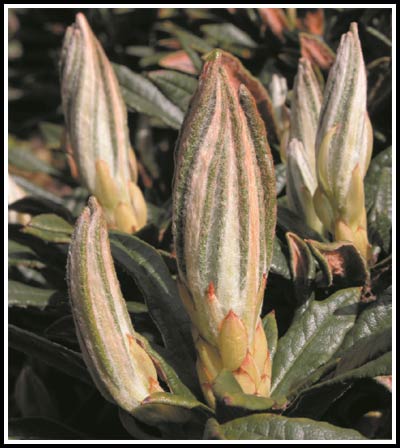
[172,49,277,406]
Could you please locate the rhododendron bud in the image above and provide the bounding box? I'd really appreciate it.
[286,58,323,233]
[172,49,277,406]
[67,197,162,412]
[60,13,146,233]
[314,23,372,260]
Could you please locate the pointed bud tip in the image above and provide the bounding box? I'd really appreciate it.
[88,195,100,211]
[203,48,224,63]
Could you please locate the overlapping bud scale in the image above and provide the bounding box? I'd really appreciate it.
[173,50,276,406]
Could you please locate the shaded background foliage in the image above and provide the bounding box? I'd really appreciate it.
[8,7,392,440]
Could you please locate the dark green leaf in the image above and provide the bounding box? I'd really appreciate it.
[339,288,392,352]
[308,352,391,390]
[366,26,392,47]
[9,325,91,384]
[204,414,366,440]
[140,391,211,414]
[44,315,78,345]
[158,22,212,53]
[113,63,184,129]
[8,240,44,268]
[8,281,65,310]
[119,409,160,440]
[277,206,324,241]
[139,51,174,68]
[14,365,58,419]
[23,214,73,243]
[125,45,155,57]
[334,328,391,376]
[9,147,61,177]
[270,237,291,279]
[147,70,197,112]
[201,23,257,57]
[365,146,391,210]
[12,176,65,206]
[262,311,278,361]
[202,23,257,48]
[9,197,74,222]
[271,288,360,398]
[368,167,392,252]
[126,301,148,314]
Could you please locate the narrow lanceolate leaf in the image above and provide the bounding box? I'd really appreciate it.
[271,288,360,398]
[23,214,73,244]
[287,59,323,234]
[113,63,184,129]
[314,23,372,260]
[60,13,146,233]
[368,167,392,252]
[8,240,43,268]
[8,281,62,310]
[338,288,391,353]
[147,70,197,112]
[262,311,278,361]
[204,414,366,440]
[67,197,163,413]
[173,49,276,405]
[9,325,90,385]
[200,23,257,58]
[15,365,58,419]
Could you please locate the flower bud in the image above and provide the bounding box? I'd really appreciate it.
[172,49,276,404]
[314,23,373,260]
[67,197,162,412]
[286,57,323,233]
[60,13,146,233]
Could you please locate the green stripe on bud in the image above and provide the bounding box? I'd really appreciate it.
[314,23,372,260]
[67,197,162,413]
[60,13,146,233]
[172,49,276,405]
